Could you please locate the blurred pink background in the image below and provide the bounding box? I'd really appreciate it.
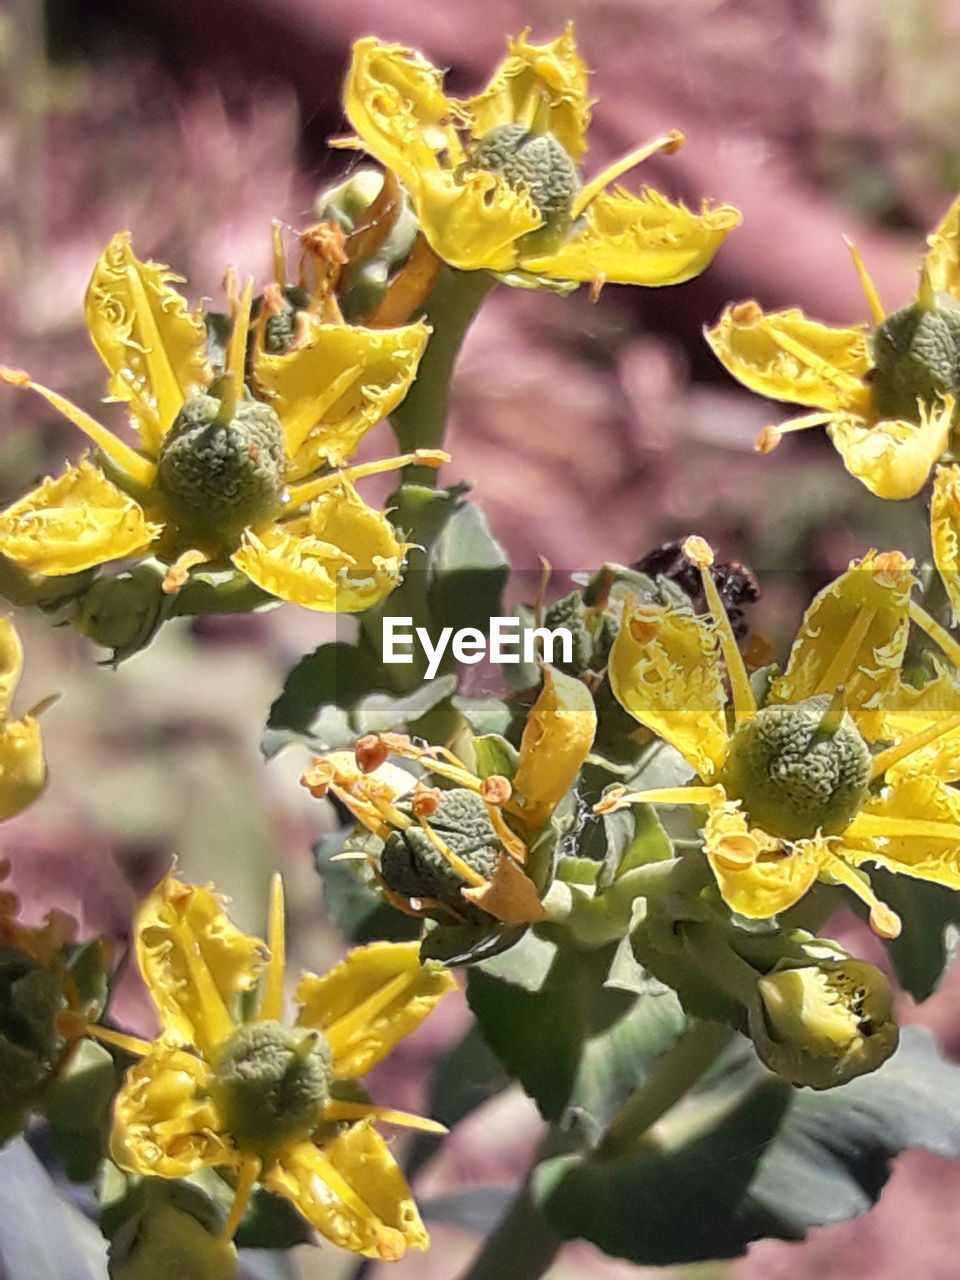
[4,0,960,1276]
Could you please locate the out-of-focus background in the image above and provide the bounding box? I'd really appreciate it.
[3,0,960,1276]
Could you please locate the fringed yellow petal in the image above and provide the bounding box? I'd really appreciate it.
[0,460,161,574]
[461,25,591,161]
[844,773,960,890]
[265,1123,428,1260]
[111,1040,230,1178]
[923,196,960,299]
[343,38,465,189]
[768,550,915,738]
[508,666,597,833]
[0,716,46,820]
[524,188,741,286]
[255,319,429,471]
[880,657,960,783]
[136,872,265,1053]
[85,232,209,452]
[232,483,407,612]
[0,619,23,719]
[608,602,730,780]
[295,940,456,1079]
[931,464,960,624]
[705,303,870,411]
[408,168,543,273]
[827,399,952,499]
[704,802,823,918]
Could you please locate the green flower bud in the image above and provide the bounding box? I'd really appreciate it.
[259,286,312,356]
[751,957,898,1088]
[870,295,960,423]
[721,693,872,840]
[461,123,580,253]
[73,562,170,662]
[209,1020,332,1152]
[109,1201,238,1280]
[380,788,502,921]
[156,383,285,549]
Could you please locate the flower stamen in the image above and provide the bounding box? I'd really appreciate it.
[843,236,886,325]
[683,535,756,726]
[571,129,684,220]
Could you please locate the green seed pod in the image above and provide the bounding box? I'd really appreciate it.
[870,295,960,422]
[73,562,170,662]
[209,1020,332,1152]
[751,956,898,1088]
[156,387,286,549]
[721,694,871,840]
[380,788,502,920]
[462,123,580,232]
[109,1200,238,1280]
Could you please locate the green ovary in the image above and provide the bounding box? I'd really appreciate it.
[209,1020,332,1152]
[156,392,286,548]
[461,123,580,251]
[869,297,960,423]
[721,695,872,840]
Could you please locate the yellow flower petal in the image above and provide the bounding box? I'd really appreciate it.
[0,460,161,574]
[232,483,407,612]
[409,169,543,273]
[704,802,822,918]
[0,619,23,720]
[264,1122,428,1260]
[254,319,429,472]
[844,773,960,889]
[931,463,960,624]
[768,550,915,738]
[85,232,209,453]
[295,940,456,1079]
[827,399,952,499]
[523,188,741,286]
[343,38,465,190]
[111,1040,230,1177]
[0,717,46,820]
[508,666,596,832]
[136,873,266,1054]
[923,196,960,298]
[880,657,960,783]
[705,303,870,411]
[462,26,591,162]
[608,602,730,780]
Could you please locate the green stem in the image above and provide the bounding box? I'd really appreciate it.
[598,1019,733,1157]
[456,1130,567,1280]
[389,267,496,483]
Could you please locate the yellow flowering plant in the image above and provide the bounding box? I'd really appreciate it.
[92,871,455,1262]
[0,232,442,615]
[12,20,960,1280]
[600,538,960,936]
[705,199,960,618]
[341,27,741,290]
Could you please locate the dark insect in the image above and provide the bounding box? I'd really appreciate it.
[632,536,761,641]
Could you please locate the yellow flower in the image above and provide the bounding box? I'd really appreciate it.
[0,618,50,819]
[600,537,960,935]
[705,199,960,617]
[0,233,442,611]
[303,669,595,928]
[341,28,740,288]
[97,872,455,1261]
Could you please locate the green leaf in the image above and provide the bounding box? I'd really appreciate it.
[427,500,509,647]
[267,642,390,735]
[535,1027,960,1264]
[353,675,458,734]
[467,935,687,1133]
[869,868,960,1000]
